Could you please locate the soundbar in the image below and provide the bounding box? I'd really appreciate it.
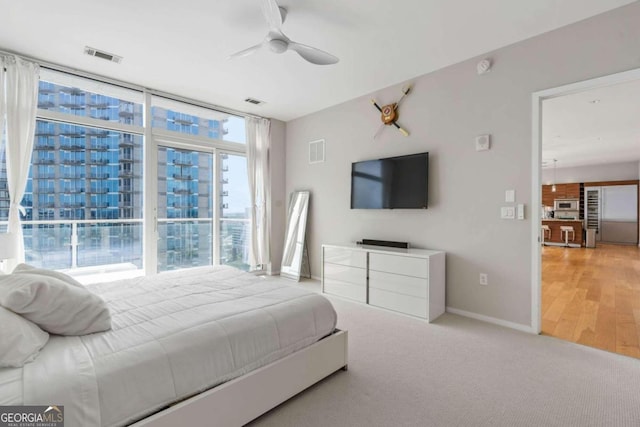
[361,239,409,249]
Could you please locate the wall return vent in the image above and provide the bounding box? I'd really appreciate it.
[84,46,123,64]
[309,139,325,164]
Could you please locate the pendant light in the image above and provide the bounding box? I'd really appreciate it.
[551,159,557,192]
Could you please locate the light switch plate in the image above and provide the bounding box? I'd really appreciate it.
[501,206,515,219]
[517,204,525,220]
[505,190,515,203]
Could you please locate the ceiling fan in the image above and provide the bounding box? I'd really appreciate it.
[229,0,339,65]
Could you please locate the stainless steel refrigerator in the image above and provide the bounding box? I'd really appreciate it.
[584,185,638,245]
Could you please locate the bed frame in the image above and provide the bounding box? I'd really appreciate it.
[131,329,348,427]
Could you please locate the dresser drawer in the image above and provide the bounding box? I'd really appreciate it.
[323,278,366,303]
[369,270,427,298]
[323,246,366,268]
[323,263,366,285]
[369,288,427,318]
[369,253,428,278]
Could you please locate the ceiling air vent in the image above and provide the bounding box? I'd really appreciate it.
[84,46,122,64]
[309,139,325,164]
[244,98,265,105]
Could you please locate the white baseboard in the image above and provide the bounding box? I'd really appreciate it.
[311,275,321,281]
[446,307,535,334]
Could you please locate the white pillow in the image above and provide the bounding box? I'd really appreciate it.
[13,263,84,288]
[0,273,112,336]
[0,306,49,368]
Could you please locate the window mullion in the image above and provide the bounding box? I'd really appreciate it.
[37,109,144,135]
[143,90,157,274]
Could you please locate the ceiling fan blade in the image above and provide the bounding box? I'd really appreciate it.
[288,42,339,65]
[261,0,283,31]
[228,44,263,60]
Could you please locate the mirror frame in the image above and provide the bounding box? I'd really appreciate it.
[281,191,310,281]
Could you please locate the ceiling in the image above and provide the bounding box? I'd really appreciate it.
[543,78,640,169]
[0,0,635,122]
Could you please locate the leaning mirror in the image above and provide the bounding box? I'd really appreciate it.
[281,191,310,281]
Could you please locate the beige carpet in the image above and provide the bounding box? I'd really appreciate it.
[249,289,640,427]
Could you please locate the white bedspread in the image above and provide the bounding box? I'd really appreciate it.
[1,266,337,427]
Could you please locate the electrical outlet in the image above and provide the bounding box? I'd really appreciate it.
[479,273,488,286]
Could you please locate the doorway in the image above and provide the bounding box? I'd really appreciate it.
[531,68,640,358]
[147,139,251,275]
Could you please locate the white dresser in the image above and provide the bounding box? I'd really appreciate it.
[322,243,446,322]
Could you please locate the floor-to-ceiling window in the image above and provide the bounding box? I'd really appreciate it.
[0,68,252,274]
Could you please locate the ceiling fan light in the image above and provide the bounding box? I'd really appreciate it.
[268,39,288,54]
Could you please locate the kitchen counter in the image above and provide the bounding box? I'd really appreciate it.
[542,219,583,246]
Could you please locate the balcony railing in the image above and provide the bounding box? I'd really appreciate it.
[86,128,109,137]
[2,219,144,270]
[60,159,83,165]
[172,174,192,180]
[33,159,56,165]
[59,144,84,151]
[172,188,191,194]
[89,173,109,179]
[88,159,110,165]
[89,188,109,194]
[0,216,248,272]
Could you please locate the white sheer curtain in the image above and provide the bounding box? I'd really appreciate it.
[1,55,40,270]
[0,62,5,147]
[245,116,271,270]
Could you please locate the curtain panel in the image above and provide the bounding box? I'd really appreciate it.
[245,117,271,270]
[0,55,40,270]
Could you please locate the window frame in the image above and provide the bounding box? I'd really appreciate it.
[3,70,253,274]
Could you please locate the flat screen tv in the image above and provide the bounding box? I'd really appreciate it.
[351,152,429,209]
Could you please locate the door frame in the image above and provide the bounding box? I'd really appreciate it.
[530,67,640,334]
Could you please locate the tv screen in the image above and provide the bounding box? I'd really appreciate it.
[350,152,429,209]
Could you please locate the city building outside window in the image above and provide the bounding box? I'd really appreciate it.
[0,69,252,275]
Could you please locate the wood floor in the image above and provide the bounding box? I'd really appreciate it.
[542,243,640,358]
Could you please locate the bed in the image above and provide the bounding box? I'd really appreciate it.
[0,265,347,427]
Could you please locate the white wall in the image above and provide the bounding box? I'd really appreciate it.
[285,3,640,327]
[268,119,286,275]
[541,161,640,184]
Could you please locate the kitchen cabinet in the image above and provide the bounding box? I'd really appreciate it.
[541,183,581,207]
[565,183,581,199]
[541,185,555,208]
